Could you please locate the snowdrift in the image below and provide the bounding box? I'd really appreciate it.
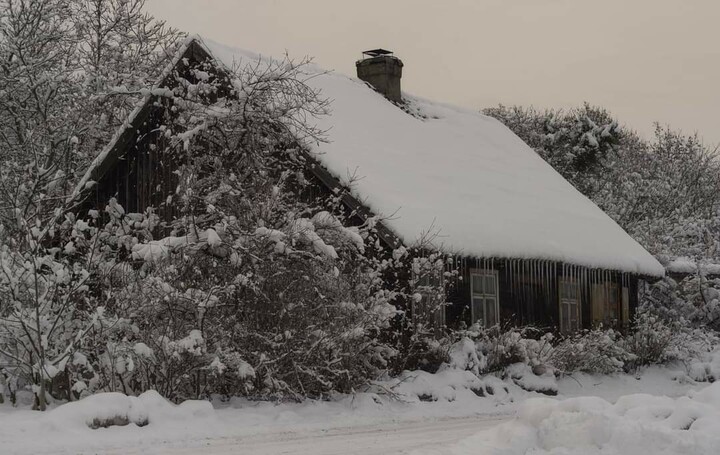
[433,381,720,455]
[43,391,214,431]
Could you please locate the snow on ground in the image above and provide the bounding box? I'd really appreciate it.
[0,363,713,454]
[202,38,663,277]
[422,380,720,455]
[0,388,511,455]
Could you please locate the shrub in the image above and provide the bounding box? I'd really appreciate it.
[448,324,553,376]
[622,306,718,371]
[550,329,630,374]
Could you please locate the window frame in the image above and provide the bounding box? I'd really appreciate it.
[470,269,499,327]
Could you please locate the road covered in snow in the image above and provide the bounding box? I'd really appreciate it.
[1,365,716,454]
[106,415,508,455]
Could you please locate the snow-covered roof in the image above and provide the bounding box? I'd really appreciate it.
[78,36,664,277]
[202,39,664,277]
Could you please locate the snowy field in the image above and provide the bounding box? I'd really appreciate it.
[1,364,716,454]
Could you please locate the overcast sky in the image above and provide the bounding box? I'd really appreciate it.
[146,0,720,147]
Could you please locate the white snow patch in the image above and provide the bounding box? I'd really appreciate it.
[429,382,720,455]
[0,363,715,454]
[43,390,213,432]
[205,228,222,246]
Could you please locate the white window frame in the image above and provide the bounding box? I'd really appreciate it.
[470,269,499,327]
[559,278,581,333]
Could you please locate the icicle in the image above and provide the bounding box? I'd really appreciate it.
[582,267,588,308]
[505,258,511,316]
[543,260,549,314]
[512,258,517,321]
[548,260,552,314]
[532,259,538,311]
[522,259,528,321]
[517,259,522,322]
[545,261,550,318]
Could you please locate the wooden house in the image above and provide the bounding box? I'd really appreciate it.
[73,36,665,334]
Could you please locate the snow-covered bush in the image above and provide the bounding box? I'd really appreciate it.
[108,222,399,401]
[469,325,553,374]
[643,275,720,332]
[622,305,717,371]
[622,308,676,367]
[550,329,631,375]
[390,250,456,374]
[0,210,119,409]
[384,368,512,403]
[425,326,557,396]
[446,325,553,376]
[0,0,182,410]
[0,0,407,405]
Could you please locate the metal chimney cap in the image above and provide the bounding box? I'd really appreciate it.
[362,49,394,58]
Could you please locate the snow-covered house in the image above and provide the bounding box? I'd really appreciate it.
[74,37,664,334]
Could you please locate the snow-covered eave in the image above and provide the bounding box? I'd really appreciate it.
[463,252,664,279]
[318,169,663,278]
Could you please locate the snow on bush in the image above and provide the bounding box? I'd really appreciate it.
[687,349,720,383]
[440,314,718,393]
[451,325,554,376]
[383,369,512,404]
[622,305,718,371]
[0,2,427,406]
[550,328,630,375]
[644,274,720,333]
[436,382,720,455]
[504,363,557,396]
[412,327,558,397]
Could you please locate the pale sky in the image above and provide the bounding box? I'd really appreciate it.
[147,0,720,147]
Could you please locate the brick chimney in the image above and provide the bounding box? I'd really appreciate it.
[356,49,403,103]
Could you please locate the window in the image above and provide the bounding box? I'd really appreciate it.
[471,270,499,327]
[559,279,580,333]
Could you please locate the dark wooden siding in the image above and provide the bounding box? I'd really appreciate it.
[81,102,179,225]
[445,257,641,332]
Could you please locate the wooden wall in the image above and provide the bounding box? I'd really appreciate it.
[444,257,640,332]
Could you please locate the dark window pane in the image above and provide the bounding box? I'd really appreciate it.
[485,275,496,295]
[472,275,484,294]
[472,297,485,325]
[485,298,497,325]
